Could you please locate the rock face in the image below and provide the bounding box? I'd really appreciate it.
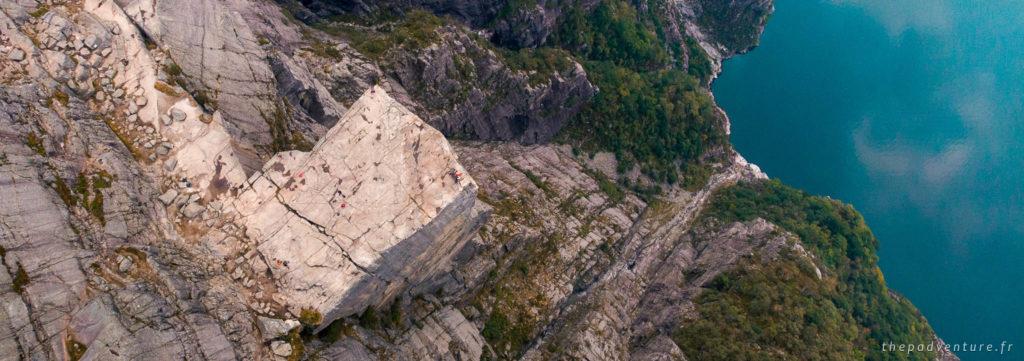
[678,0,775,66]
[382,26,596,143]
[233,86,487,327]
[122,0,282,166]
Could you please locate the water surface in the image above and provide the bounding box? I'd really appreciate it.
[714,1,1024,359]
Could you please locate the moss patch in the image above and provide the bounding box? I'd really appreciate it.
[102,117,144,160]
[26,131,46,156]
[317,9,443,60]
[66,336,87,361]
[298,307,323,328]
[286,328,304,361]
[12,262,29,294]
[28,4,50,18]
[357,306,380,330]
[318,319,355,343]
[154,81,182,97]
[53,175,77,207]
[52,90,70,107]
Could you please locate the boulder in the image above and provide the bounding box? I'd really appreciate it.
[181,202,206,219]
[170,108,186,122]
[270,341,291,357]
[163,158,178,172]
[256,317,300,341]
[158,189,179,205]
[8,49,25,62]
[84,34,100,50]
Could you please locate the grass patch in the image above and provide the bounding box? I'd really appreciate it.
[26,131,46,156]
[307,37,343,60]
[28,4,49,18]
[357,306,380,330]
[53,170,111,225]
[154,82,181,97]
[74,173,89,198]
[481,308,534,357]
[318,319,355,343]
[164,62,183,78]
[385,296,403,328]
[86,171,110,225]
[101,117,144,160]
[582,167,625,203]
[263,105,296,153]
[53,175,77,207]
[510,164,556,199]
[298,307,322,328]
[290,132,314,152]
[192,90,217,110]
[317,9,443,60]
[499,47,576,86]
[66,336,87,361]
[286,328,304,361]
[86,188,105,225]
[52,90,70,106]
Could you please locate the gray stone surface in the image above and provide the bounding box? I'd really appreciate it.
[232,87,486,329]
[170,108,186,122]
[158,189,179,205]
[270,340,292,357]
[7,48,24,61]
[257,317,300,341]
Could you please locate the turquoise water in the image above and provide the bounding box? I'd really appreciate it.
[713,0,1024,359]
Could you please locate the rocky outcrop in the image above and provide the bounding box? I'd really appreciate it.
[677,0,775,65]
[280,4,598,144]
[0,1,485,358]
[381,26,595,143]
[231,86,488,328]
[119,0,282,167]
[270,55,347,127]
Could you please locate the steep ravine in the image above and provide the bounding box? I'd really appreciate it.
[0,0,956,360]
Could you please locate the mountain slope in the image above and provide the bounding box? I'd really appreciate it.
[0,0,957,360]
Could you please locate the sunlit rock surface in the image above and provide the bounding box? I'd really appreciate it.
[233,86,486,327]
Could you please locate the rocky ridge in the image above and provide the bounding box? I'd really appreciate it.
[0,0,958,360]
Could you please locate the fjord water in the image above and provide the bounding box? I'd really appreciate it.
[714,0,1024,358]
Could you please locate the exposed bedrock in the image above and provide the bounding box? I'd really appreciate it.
[231,86,488,328]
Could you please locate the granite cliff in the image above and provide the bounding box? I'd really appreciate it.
[0,0,957,360]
